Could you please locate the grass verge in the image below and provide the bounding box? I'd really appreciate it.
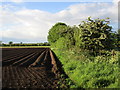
[53,48,119,88]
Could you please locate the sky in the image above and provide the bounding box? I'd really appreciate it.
[0,0,119,43]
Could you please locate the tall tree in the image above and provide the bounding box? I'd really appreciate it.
[47,22,68,44]
[48,22,77,49]
[74,17,114,52]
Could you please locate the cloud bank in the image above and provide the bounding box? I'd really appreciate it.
[0,1,118,43]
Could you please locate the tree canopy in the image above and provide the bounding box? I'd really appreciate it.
[47,22,68,44]
[74,17,114,51]
[48,17,116,52]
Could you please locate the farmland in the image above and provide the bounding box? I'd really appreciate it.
[1,17,120,89]
[2,48,67,89]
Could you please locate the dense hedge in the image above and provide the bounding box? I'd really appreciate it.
[48,17,120,88]
[48,17,119,52]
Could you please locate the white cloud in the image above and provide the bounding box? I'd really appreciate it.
[112,0,120,4]
[10,0,23,3]
[0,2,118,42]
[0,0,114,3]
[56,2,118,27]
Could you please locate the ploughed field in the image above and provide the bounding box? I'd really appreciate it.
[2,48,61,89]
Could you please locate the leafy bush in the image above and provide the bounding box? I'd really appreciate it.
[74,17,114,52]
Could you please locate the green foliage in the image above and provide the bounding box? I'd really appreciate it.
[48,17,119,88]
[53,49,119,88]
[116,30,120,49]
[118,29,120,34]
[47,22,68,44]
[74,17,114,52]
[51,37,67,49]
[57,74,77,88]
[62,26,76,48]
[48,17,116,54]
[48,22,76,49]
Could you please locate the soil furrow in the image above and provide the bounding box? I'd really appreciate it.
[2,48,63,89]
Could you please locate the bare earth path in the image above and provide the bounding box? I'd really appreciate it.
[2,48,64,89]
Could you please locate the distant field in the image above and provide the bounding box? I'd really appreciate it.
[0,46,50,48]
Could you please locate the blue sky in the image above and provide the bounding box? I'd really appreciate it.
[20,2,80,13]
[1,1,114,13]
[2,2,80,13]
[0,0,118,43]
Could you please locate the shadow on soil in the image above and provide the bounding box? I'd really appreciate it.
[50,50,69,78]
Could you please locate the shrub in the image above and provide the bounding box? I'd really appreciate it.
[74,17,114,52]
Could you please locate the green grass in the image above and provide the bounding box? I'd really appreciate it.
[53,48,120,88]
[0,46,50,48]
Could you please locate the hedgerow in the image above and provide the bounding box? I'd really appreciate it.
[48,17,119,88]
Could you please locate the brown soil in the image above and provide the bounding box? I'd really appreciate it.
[2,48,66,89]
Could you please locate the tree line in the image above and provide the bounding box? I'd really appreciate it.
[48,17,120,54]
[0,41,50,46]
